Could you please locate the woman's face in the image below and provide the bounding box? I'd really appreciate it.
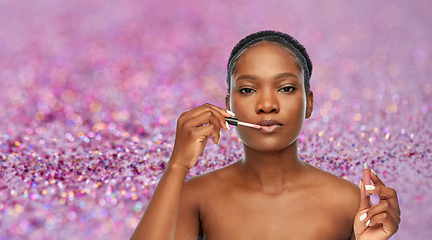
[227,42,313,153]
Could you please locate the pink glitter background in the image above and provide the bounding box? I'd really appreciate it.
[0,0,431,239]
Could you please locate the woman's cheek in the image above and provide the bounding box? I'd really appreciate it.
[230,96,252,118]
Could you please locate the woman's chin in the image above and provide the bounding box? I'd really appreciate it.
[237,130,300,153]
[242,139,298,154]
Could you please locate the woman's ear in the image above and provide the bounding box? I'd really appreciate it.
[225,95,231,111]
[305,90,314,119]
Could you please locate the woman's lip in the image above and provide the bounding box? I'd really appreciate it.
[258,125,283,133]
[257,119,283,126]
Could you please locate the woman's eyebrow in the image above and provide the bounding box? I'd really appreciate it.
[235,74,258,82]
[235,72,298,82]
[275,72,298,80]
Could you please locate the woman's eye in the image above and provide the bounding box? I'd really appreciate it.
[280,86,295,92]
[239,88,255,94]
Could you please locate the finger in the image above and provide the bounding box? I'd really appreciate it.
[365,212,399,237]
[370,170,401,215]
[364,185,401,216]
[211,104,235,117]
[354,210,368,235]
[192,123,220,144]
[363,200,401,224]
[187,112,223,142]
[186,110,222,128]
[184,104,231,129]
[358,179,371,211]
[192,103,233,118]
[370,169,386,187]
[365,185,396,199]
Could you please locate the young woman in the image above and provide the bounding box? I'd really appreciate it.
[131,30,400,240]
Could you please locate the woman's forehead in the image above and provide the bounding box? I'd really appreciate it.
[234,42,301,75]
[240,41,297,59]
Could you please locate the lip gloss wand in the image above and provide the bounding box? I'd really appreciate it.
[225,117,261,129]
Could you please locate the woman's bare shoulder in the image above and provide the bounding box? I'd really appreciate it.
[175,166,237,239]
[183,162,238,194]
[305,162,360,210]
[306,162,359,189]
[176,164,237,228]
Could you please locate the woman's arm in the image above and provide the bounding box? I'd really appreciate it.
[131,161,189,239]
[130,104,232,240]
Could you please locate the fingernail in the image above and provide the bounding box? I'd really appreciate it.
[358,180,362,189]
[371,169,378,176]
[226,110,235,116]
[215,131,221,145]
[359,213,367,221]
[225,121,230,130]
[366,219,370,226]
[365,185,375,191]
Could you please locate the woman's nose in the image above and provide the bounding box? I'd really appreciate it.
[256,92,279,114]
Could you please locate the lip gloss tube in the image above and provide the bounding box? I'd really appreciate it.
[225,117,261,129]
[363,163,371,196]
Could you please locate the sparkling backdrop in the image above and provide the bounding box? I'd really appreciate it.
[0,0,431,239]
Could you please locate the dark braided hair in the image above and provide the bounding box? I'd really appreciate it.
[226,30,313,93]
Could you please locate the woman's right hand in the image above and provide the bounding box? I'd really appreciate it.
[170,103,233,170]
[131,103,233,240]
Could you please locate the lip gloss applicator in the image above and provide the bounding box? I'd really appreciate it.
[225,117,261,129]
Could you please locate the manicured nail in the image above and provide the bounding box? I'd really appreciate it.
[217,131,222,144]
[360,213,367,221]
[371,169,377,176]
[226,110,235,116]
[225,121,230,130]
[365,185,375,191]
[366,219,371,226]
[358,180,362,189]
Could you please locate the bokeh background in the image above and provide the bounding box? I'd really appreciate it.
[0,0,431,239]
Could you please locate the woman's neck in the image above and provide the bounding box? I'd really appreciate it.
[239,141,307,193]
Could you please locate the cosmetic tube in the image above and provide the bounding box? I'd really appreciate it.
[363,163,371,196]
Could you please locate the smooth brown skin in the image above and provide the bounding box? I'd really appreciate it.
[355,173,401,240]
[131,42,400,240]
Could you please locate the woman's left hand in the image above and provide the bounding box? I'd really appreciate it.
[353,170,401,240]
